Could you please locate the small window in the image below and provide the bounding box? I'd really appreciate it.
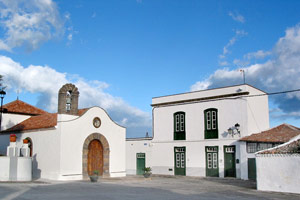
[247,142,257,153]
[204,108,218,139]
[247,142,281,153]
[174,112,185,140]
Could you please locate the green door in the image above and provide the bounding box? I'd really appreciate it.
[248,158,256,180]
[224,146,236,177]
[206,146,219,177]
[174,147,186,175]
[136,153,145,175]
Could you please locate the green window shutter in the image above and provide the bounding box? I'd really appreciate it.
[174,112,186,140]
[204,108,218,139]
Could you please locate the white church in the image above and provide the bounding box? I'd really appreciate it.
[0,83,126,181]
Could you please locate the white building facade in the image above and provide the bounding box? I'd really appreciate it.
[127,84,269,179]
[0,83,126,181]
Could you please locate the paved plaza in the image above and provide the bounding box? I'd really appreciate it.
[0,176,299,200]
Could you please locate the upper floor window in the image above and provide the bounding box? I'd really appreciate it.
[174,112,185,140]
[204,108,218,139]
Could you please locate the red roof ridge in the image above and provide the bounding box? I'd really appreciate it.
[257,137,300,154]
[240,123,300,143]
[3,100,48,115]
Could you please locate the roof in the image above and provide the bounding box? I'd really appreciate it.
[151,84,266,107]
[1,99,89,133]
[2,100,48,115]
[2,113,57,132]
[152,84,266,99]
[258,138,300,154]
[78,108,88,116]
[240,124,300,143]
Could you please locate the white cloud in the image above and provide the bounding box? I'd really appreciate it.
[191,23,300,119]
[0,55,151,137]
[67,34,72,41]
[219,61,229,66]
[0,0,64,52]
[245,50,271,60]
[228,11,245,23]
[219,30,247,60]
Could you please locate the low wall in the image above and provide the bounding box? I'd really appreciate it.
[0,156,32,181]
[256,154,300,194]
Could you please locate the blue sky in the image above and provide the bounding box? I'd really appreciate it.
[0,0,300,137]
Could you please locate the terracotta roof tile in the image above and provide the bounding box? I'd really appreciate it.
[2,113,57,132]
[258,139,300,154]
[78,108,88,116]
[1,100,90,133]
[3,100,48,115]
[240,124,300,143]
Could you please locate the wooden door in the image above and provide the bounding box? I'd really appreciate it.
[224,146,236,177]
[136,153,146,175]
[174,147,186,176]
[206,146,219,177]
[88,139,103,176]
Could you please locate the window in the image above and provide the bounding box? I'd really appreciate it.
[247,142,257,153]
[247,142,281,153]
[204,108,218,139]
[174,112,185,140]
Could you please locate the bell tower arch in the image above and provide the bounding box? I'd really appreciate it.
[58,83,79,115]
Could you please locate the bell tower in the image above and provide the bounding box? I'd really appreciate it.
[58,83,79,115]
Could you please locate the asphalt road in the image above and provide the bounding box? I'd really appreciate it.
[0,176,299,200]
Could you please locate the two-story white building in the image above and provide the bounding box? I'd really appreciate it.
[126,84,269,179]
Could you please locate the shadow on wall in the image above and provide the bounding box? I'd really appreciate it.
[4,119,17,131]
[32,154,41,180]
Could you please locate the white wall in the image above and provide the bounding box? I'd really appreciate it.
[151,140,241,177]
[239,142,256,180]
[126,139,152,174]
[59,107,126,180]
[153,98,247,142]
[1,113,30,130]
[256,154,300,194]
[246,86,269,135]
[0,129,61,180]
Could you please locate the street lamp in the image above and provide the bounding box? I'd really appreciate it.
[228,123,241,136]
[0,89,6,131]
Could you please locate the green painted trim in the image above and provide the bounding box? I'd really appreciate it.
[204,108,218,139]
[224,145,236,178]
[205,146,219,177]
[136,153,146,175]
[174,112,186,140]
[248,158,256,180]
[174,146,186,176]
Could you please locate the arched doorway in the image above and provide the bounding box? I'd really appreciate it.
[82,133,110,179]
[26,137,33,157]
[87,139,103,176]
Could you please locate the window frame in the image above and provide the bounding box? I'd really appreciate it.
[174,111,186,140]
[246,142,281,153]
[204,108,218,139]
